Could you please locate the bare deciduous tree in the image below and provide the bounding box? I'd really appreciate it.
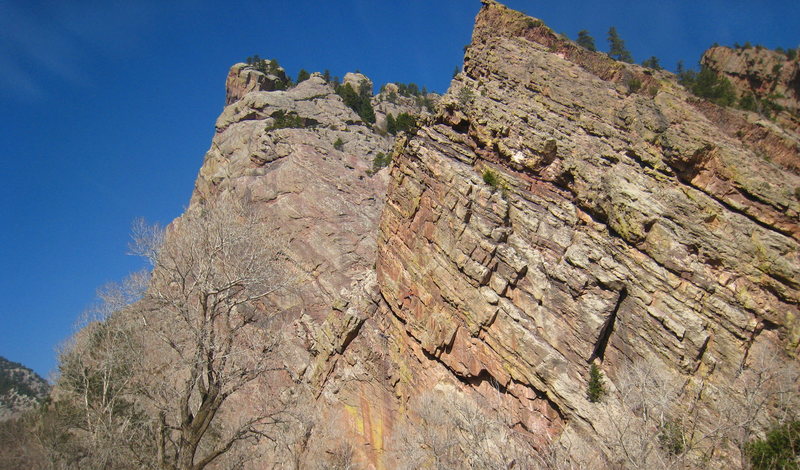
[130,196,293,470]
[390,384,537,470]
[39,271,153,470]
[605,359,683,470]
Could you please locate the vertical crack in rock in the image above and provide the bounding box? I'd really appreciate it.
[590,287,627,362]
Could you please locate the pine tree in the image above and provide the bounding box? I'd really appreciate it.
[296,69,310,83]
[642,56,662,70]
[576,30,597,52]
[587,363,606,403]
[607,27,634,63]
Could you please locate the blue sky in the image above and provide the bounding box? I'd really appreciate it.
[1,0,798,379]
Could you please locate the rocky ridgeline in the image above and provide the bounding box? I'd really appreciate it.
[0,357,49,420]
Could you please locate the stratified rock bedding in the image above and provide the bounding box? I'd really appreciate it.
[172,1,799,467]
[376,0,799,465]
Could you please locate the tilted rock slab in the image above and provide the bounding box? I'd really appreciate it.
[377,0,800,465]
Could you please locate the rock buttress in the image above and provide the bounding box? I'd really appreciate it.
[377,1,800,466]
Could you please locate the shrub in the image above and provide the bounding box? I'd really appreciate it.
[296,69,311,83]
[658,420,686,455]
[745,421,800,470]
[333,138,344,151]
[627,78,642,94]
[265,110,308,130]
[482,168,509,193]
[372,152,391,173]
[524,18,543,29]
[739,93,758,112]
[457,86,475,109]
[586,364,605,403]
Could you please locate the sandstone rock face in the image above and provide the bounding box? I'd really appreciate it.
[185,68,443,469]
[703,45,800,137]
[166,4,799,469]
[225,63,288,105]
[376,0,800,466]
[703,45,800,115]
[196,73,391,319]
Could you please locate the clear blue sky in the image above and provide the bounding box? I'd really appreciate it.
[1,0,798,379]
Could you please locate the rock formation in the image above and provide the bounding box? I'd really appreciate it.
[42,1,800,469]
[374,1,800,466]
[703,45,800,115]
[702,45,800,137]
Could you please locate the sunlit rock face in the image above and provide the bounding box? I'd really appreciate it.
[172,1,799,468]
[377,0,799,465]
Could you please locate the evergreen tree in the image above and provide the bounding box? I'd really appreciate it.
[576,30,597,52]
[642,56,662,70]
[587,364,606,403]
[335,81,375,124]
[296,69,311,83]
[386,113,397,135]
[607,27,634,63]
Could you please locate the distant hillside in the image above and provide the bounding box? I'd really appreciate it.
[0,356,49,419]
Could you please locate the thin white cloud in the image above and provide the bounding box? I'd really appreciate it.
[0,0,178,102]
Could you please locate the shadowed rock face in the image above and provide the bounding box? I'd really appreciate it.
[702,45,800,116]
[700,45,800,162]
[163,2,799,468]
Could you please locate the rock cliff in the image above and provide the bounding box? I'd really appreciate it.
[64,2,799,469]
[702,45,800,137]
[374,0,800,467]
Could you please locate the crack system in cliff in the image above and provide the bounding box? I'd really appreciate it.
[590,287,627,362]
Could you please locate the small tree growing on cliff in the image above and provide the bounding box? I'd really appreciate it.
[576,30,597,52]
[587,363,606,403]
